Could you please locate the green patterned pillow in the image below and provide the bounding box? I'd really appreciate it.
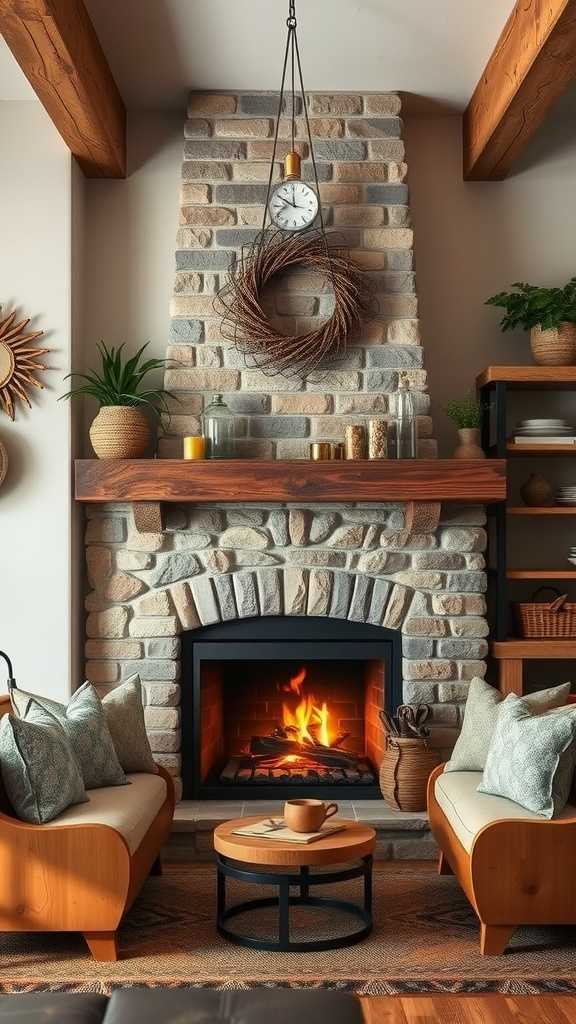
[101,675,156,773]
[0,703,87,823]
[12,683,127,789]
[445,677,571,773]
[478,695,576,818]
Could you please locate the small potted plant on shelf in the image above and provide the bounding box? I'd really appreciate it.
[62,343,174,459]
[445,397,485,459]
[486,279,576,366]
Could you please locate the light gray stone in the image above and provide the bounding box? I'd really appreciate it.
[402,637,434,658]
[362,525,380,549]
[449,617,489,638]
[440,527,487,552]
[288,550,347,568]
[215,184,268,204]
[148,730,180,753]
[307,569,332,616]
[284,567,308,615]
[227,509,266,526]
[403,680,436,703]
[366,346,424,368]
[257,568,283,615]
[143,682,181,708]
[437,681,470,702]
[366,184,409,204]
[213,574,238,621]
[240,94,302,115]
[220,526,270,549]
[234,552,279,567]
[446,572,487,593]
[310,513,339,544]
[117,551,153,571]
[173,532,212,550]
[122,659,179,681]
[169,319,204,343]
[176,250,234,271]
[330,571,353,619]
[144,708,180,730]
[437,639,488,659]
[412,551,465,570]
[368,579,391,624]
[151,552,201,586]
[190,577,220,625]
[233,571,259,618]
[348,575,373,622]
[129,617,179,638]
[188,509,226,532]
[269,510,289,546]
[314,140,366,160]
[146,638,181,659]
[184,140,246,160]
[356,550,392,574]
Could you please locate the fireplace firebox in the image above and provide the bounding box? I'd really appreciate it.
[182,617,401,800]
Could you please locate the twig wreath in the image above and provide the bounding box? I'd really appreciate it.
[216,229,371,381]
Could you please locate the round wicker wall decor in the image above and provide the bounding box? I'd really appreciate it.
[0,440,8,490]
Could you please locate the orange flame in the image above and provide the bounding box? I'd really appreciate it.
[281,667,334,747]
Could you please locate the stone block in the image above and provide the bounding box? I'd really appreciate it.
[366,345,423,369]
[440,528,487,553]
[319,183,361,205]
[213,574,238,621]
[256,568,283,615]
[133,591,172,617]
[307,569,332,616]
[117,550,154,571]
[144,707,180,730]
[368,579,391,625]
[86,607,128,639]
[330,571,353,619]
[151,552,201,587]
[190,577,220,626]
[184,140,246,161]
[220,526,270,549]
[175,250,233,271]
[242,369,303,392]
[171,581,201,630]
[180,183,211,204]
[465,553,486,571]
[173,532,212,550]
[380,294,418,317]
[326,525,365,548]
[235,439,275,459]
[382,584,412,629]
[437,639,488,659]
[235,552,279,567]
[348,574,373,622]
[122,658,180,681]
[233,162,282,182]
[87,547,113,585]
[143,682,181,707]
[196,347,222,369]
[274,439,310,460]
[449,617,490,638]
[403,680,436,704]
[394,570,444,591]
[86,518,126,544]
[182,161,232,181]
[101,574,147,602]
[347,116,402,137]
[353,550,391,574]
[437,681,470,703]
[458,661,487,680]
[310,513,339,544]
[86,661,119,684]
[365,370,397,392]
[402,637,434,658]
[215,184,268,204]
[86,639,142,660]
[284,567,308,615]
[412,552,465,571]
[404,617,447,637]
[181,207,235,229]
[403,659,454,681]
[175,225,213,248]
[165,368,240,391]
[310,94,362,114]
[184,118,212,138]
[148,730,180,754]
[365,184,409,205]
[368,140,406,161]
[129,617,179,638]
[222,393,270,414]
[231,571,258,618]
[216,228,260,247]
[365,94,402,115]
[241,94,303,115]
[446,572,487,593]
[216,115,273,136]
[289,550,346,568]
[146,638,181,659]
[289,509,310,546]
[250,416,308,438]
[334,206,386,228]
[189,509,226,531]
[269,511,289,546]
[314,140,366,160]
[247,141,309,161]
[272,393,331,415]
[187,94,237,115]
[154,753,181,775]
[365,228,414,250]
[335,161,406,183]
[336,394,387,414]
[202,550,232,574]
[169,319,204,343]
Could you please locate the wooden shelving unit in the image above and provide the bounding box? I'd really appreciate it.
[477,365,576,695]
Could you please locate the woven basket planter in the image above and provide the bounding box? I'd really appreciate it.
[379,736,441,812]
[89,406,151,459]
[530,322,576,366]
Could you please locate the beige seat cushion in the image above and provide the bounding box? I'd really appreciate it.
[435,771,576,854]
[41,772,167,854]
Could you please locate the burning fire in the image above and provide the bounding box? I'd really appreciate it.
[281,667,334,749]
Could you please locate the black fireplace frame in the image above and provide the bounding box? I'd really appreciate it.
[181,615,402,800]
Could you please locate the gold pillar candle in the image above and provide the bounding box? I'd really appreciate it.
[331,442,345,460]
[368,418,388,459]
[183,435,206,460]
[345,424,366,460]
[310,442,332,461]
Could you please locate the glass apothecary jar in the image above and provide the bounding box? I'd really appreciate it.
[201,394,236,459]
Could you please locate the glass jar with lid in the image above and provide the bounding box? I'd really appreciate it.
[201,394,236,459]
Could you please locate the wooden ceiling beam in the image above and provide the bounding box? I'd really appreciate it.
[0,0,126,178]
[463,0,576,180]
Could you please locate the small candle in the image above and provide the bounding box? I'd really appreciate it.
[331,442,345,460]
[368,418,388,459]
[310,442,332,461]
[183,435,206,460]
[345,424,366,460]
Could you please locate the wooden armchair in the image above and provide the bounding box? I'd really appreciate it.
[428,763,576,954]
[0,695,175,960]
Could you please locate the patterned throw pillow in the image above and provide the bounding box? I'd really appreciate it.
[478,695,576,818]
[102,675,156,773]
[444,677,571,773]
[11,675,155,776]
[12,683,127,790]
[0,703,87,823]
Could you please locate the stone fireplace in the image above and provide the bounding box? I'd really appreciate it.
[83,92,489,804]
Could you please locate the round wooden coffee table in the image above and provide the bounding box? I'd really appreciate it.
[213,816,376,952]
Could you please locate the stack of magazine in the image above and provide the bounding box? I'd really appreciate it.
[231,818,346,844]
[512,418,576,445]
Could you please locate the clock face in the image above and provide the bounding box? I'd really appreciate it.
[269,180,319,232]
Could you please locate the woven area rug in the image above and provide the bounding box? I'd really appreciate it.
[1,862,576,995]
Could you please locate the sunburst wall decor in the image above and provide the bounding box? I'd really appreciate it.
[0,309,50,420]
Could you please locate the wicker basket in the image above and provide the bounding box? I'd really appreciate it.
[89,406,151,459]
[530,323,576,366]
[379,736,441,812]
[514,587,576,638]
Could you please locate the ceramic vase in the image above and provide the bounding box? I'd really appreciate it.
[530,323,576,366]
[520,473,553,507]
[89,406,151,459]
[453,427,485,459]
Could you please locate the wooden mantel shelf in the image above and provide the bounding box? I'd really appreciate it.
[75,458,506,505]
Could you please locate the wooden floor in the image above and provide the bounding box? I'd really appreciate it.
[361,995,576,1022]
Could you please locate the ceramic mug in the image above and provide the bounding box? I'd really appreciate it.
[284,798,339,833]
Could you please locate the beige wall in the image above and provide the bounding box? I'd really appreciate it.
[0,101,75,699]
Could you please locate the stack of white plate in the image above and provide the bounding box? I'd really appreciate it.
[557,486,576,506]
[568,545,576,565]
[515,418,575,437]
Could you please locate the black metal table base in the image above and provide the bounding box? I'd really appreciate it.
[216,853,373,951]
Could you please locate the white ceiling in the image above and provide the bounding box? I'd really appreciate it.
[83,0,516,112]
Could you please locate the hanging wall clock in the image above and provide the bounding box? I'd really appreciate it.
[216,0,370,381]
[0,308,50,420]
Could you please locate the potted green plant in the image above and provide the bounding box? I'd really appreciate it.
[486,279,576,366]
[62,343,174,459]
[446,397,485,459]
